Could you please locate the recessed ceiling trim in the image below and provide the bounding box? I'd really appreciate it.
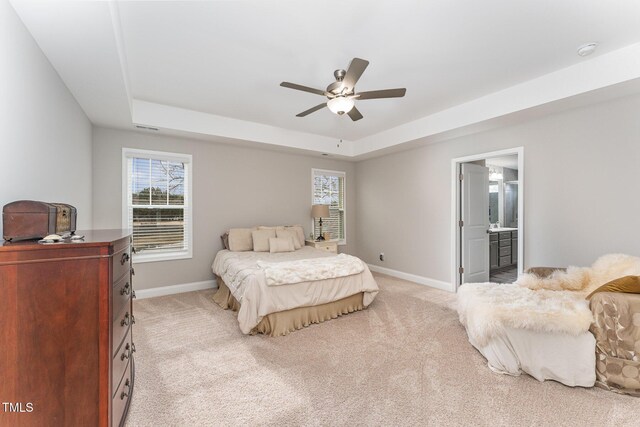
[108,0,133,113]
[353,41,640,157]
[132,99,355,157]
[11,1,640,159]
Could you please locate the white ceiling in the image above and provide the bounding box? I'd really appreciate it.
[10,0,640,158]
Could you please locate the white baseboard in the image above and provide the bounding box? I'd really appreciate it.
[135,279,217,299]
[367,264,454,292]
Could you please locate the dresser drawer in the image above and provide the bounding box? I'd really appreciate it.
[489,233,499,242]
[499,238,511,247]
[320,245,337,253]
[499,231,511,241]
[112,275,132,321]
[113,308,133,357]
[499,246,511,257]
[499,255,512,266]
[112,245,131,284]
[112,328,132,395]
[113,359,133,427]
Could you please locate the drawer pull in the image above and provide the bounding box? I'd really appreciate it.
[121,253,130,265]
[120,343,130,361]
[132,290,137,299]
[121,312,130,327]
[131,342,136,353]
[132,315,136,325]
[120,282,130,296]
[120,379,130,400]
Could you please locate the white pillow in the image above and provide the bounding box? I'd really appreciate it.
[228,228,253,251]
[276,228,302,249]
[269,236,295,253]
[252,229,276,252]
[290,225,306,247]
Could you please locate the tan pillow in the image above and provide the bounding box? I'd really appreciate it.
[269,236,295,253]
[228,228,253,251]
[252,229,276,252]
[586,275,640,299]
[276,228,301,249]
[286,225,306,248]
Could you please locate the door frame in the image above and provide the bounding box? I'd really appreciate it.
[451,147,524,291]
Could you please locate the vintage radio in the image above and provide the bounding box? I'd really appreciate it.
[2,200,77,241]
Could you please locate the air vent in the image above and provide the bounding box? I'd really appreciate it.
[134,125,159,131]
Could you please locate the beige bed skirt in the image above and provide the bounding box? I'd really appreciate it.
[213,277,365,337]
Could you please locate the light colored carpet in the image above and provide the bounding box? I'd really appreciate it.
[125,273,638,426]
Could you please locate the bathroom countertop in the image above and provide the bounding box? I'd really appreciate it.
[489,227,517,232]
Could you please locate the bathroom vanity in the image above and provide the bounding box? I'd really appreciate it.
[489,228,518,270]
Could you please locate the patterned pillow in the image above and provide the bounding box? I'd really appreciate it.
[220,232,230,250]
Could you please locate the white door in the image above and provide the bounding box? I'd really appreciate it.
[461,163,489,283]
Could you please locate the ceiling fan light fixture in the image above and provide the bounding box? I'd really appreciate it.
[327,96,355,115]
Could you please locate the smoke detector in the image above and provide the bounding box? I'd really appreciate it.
[577,43,598,57]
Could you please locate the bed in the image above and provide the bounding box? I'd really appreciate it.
[211,246,379,336]
[458,254,640,389]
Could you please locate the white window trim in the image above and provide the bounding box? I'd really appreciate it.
[311,168,346,246]
[122,147,193,264]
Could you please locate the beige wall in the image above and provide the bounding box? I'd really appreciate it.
[92,127,356,290]
[355,93,640,283]
[0,0,92,237]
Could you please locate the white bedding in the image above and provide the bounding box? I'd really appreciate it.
[467,326,596,387]
[257,253,365,286]
[212,247,379,333]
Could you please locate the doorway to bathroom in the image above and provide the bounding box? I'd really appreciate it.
[451,147,524,290]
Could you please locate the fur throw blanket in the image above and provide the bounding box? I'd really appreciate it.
[457,254,640,346]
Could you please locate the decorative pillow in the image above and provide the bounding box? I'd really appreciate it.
[252,229,276,252]
[228,228,253,251]
[586,275,640,299]
[269,236,295,253]
[276,228,302,249]
[286,225,306,248]
[220,232,230,250]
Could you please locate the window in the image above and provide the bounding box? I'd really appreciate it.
[312,169,346,244]
[122,148,192,263]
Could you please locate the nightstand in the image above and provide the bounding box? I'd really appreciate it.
[305,240,338,254]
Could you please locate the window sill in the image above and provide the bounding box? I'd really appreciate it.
[133,251,192,264]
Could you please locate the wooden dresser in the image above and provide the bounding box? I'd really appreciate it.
[0,229,135,426]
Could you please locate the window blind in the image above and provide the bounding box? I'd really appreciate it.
[312,170,345,241]
[125,153,191,258]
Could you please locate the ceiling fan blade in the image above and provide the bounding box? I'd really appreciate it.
[356,88,406,100]
[342,58,369,91]
[296,103,327,117]
[280,82,326,96]
[347,106,363,121]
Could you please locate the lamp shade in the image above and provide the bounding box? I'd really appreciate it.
[311,204,330,218]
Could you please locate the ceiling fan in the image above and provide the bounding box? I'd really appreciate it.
[280,58,406,122]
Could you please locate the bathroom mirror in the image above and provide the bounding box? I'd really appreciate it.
[489,181,499,224]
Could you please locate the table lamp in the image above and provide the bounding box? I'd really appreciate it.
[310,204,330,241]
